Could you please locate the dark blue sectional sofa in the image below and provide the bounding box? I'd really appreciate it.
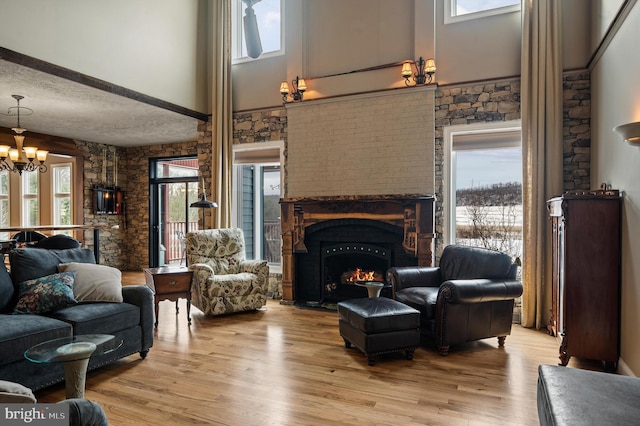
[0,247,153,391]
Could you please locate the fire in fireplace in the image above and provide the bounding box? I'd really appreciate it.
[321,242,391,303]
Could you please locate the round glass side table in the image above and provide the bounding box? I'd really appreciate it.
[25,334,122,399]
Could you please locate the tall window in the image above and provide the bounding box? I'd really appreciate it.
[52,164,72,227]
[232,0,282,61]
[232,141,283,266]
[446,0,520,24]
[0,172,9,240]
[22,172,39,227]
[444,122,522,261]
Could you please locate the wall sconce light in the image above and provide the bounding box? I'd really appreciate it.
[402,57,436,86]
[280,76,307,102]
[613,122,640,145]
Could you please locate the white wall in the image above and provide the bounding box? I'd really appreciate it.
[233,0,591,111]
[0,0,209,113]
[591,2,640,375]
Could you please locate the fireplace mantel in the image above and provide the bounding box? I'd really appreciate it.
[280,194,436,302]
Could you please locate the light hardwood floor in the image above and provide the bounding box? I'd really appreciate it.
[34,272,603,425]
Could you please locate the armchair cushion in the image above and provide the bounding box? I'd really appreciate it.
[394,286,439,318]
[439,245,516,280]
[187,228,246,274]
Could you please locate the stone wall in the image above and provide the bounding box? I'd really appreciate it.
[75,141,127,269]
[562,70,591,191]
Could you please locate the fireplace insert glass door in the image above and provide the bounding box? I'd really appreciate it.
[321,242,391,303]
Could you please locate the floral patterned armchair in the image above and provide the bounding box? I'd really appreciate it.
[185,228,269,316]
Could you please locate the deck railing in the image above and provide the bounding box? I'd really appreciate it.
[264,220,282,264]
[164,221,198,264]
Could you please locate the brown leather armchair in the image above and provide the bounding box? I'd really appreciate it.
[386,245,522,355]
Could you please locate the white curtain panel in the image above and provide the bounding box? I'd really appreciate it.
[211,0,233,229]
[520,0,564,328]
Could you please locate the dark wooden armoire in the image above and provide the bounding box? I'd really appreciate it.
[547,189,621,371]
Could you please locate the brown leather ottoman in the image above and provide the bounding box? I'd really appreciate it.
[338,297,420,365]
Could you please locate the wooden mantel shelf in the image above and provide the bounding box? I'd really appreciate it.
[280,194,436,203]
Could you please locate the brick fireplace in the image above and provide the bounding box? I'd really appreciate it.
[280,194,435,303]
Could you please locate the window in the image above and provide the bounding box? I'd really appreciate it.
[0,172,8,240]
[52,164,72,228]
[445,0,520,24]
[232,0,282,62]
[22,172,39,227]
[232,141,283,266]
[444,122,522,261]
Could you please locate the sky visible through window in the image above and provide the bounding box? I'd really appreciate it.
[456,147,522,189]
[455,0,520,16]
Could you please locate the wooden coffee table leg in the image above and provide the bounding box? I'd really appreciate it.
[187,298,191,325]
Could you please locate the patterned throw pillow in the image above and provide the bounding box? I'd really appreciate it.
[13,271,78,315]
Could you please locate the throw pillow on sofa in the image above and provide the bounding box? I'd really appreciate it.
[13,271,78,315]
[9,247,96,285]
[57,262,123,303]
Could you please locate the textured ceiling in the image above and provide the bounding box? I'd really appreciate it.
[0,60,201,147]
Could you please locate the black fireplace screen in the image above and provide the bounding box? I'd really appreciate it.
[321,242,391,302]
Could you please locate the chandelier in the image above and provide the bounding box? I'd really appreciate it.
[0,95,48,174]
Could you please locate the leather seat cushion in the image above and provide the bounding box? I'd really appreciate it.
[337,298,419,334]
[395,287,439,319]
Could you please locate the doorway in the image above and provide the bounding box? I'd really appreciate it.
[149,157,199,267]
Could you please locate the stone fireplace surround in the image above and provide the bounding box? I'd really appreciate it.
[280,194,435,303]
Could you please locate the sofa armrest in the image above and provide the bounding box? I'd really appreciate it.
[438,279,523,304]
[122,285,154,353]
[386,266,442,294]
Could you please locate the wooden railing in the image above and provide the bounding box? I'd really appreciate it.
[164,221,198,264]
[264,220,282,264]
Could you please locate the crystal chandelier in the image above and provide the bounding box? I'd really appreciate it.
[0,95,48,174]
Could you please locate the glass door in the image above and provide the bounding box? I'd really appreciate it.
[149,157,199,267]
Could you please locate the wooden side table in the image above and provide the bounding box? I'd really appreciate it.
[144,266,193,328]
